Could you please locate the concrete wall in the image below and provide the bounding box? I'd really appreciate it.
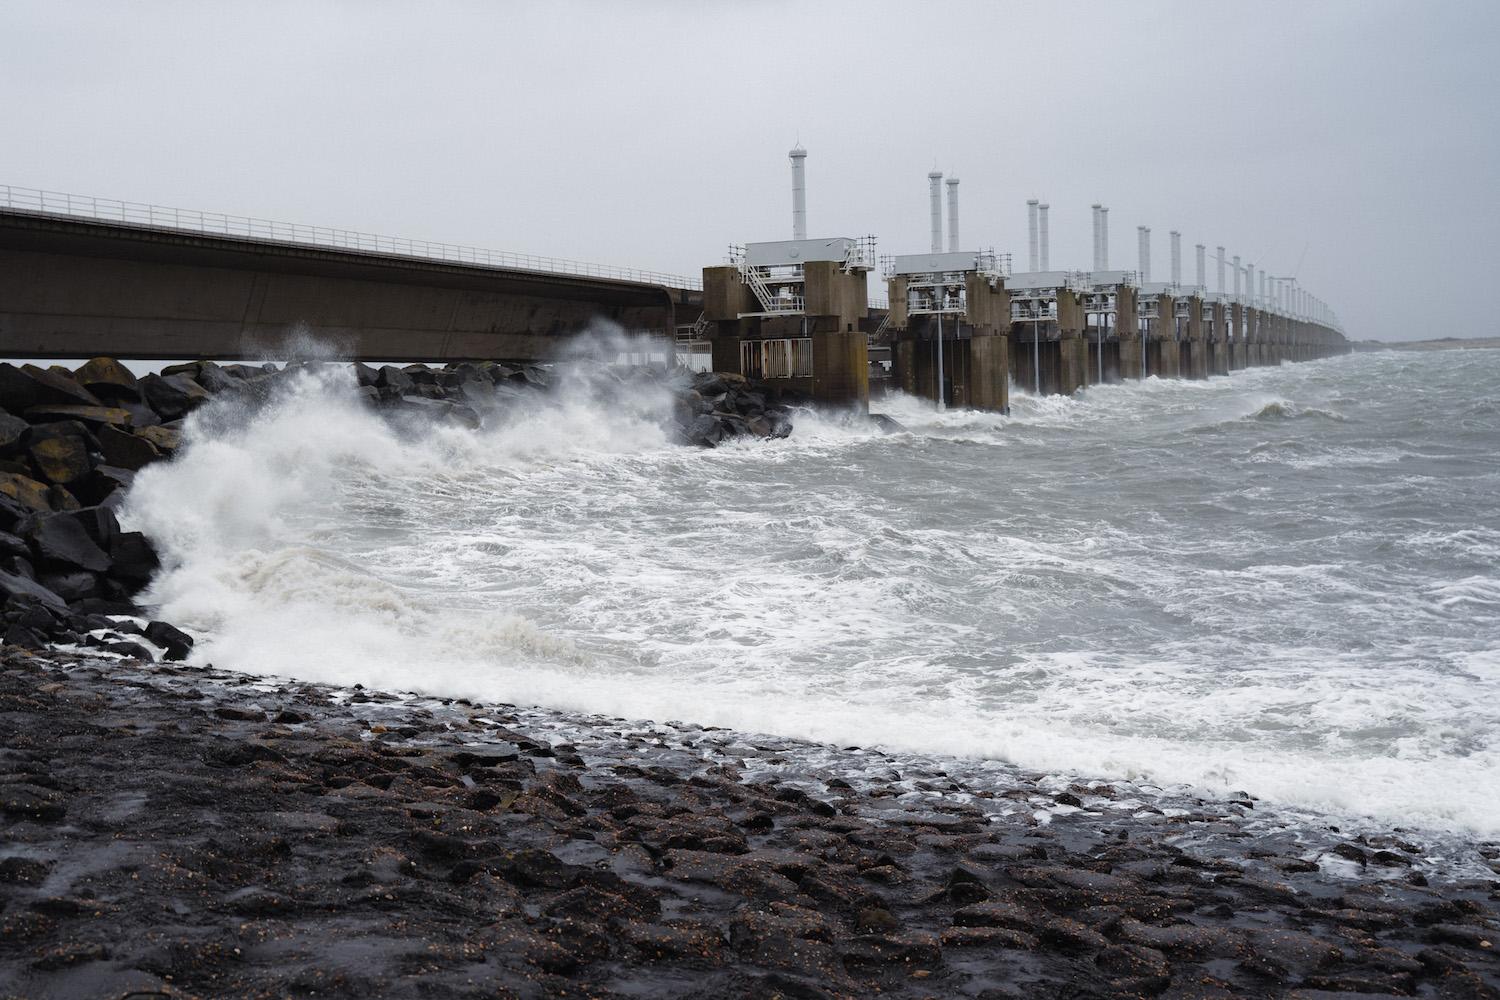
[0,211,679,361]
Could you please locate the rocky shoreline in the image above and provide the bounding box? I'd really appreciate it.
[1,649,1496,999]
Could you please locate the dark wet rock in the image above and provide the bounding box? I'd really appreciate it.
[0,783,66,820]
[145,620,193,660]
[140,372,210,420]
[107,530,160,584]
[22,512,111,572]
[0,856,50,884]
[135,423,181,453]
[952,899,1035,930]
[0,471,53,513]
[0,412,28,453]
[14,364,103,409]
[75,356,141,400]
[27,431,93,486]
[37,568,100,602]
[23,403,135,429]
[95,424,160,470]
[0,568,69,613]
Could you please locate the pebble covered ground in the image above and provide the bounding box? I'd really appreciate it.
[1,648,1497,1000]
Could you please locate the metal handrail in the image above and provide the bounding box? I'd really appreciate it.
[0,183,702,290]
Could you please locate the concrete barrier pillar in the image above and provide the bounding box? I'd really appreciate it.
[1210,301,1230,375]
[1056,290,1088,395]
[1148,294,1179,378]
[1184,296,1207,379]
[969,333,1010,412]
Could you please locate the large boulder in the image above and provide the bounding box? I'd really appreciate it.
[0,413,27,454]
[0,570,69,614]
[0,364,43,414]
[22,513,112,573]
[135,425,181,454]
[46,485,80,512]
[108,531,159,584]
[352,362,380,388]
[683,414,725,448]
[65,506,120,549]
[140,374,210,420]
[75,358,141,401]
[0,492,29,532]
[23,404,134,429]
[19,365,103,408]
[28,433,93,486]
[145,620,192,661]
[107,398,162,429]
[73,465,135,509]
[96,425,161,471]
[37,569,100,602]
[376,365,414,395]
[0,472,53,513]
[194,363,245,395]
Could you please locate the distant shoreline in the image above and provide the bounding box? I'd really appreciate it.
[1352,336,1500,352]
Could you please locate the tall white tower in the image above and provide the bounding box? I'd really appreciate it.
[1038,203,1050,270]
[1027,199,1040,271]
[1100,207,1109,269]
[945,176,960,252]
[789,145,807,240]
[929,172,945,253]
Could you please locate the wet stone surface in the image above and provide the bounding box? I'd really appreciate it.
[0,648,1496,999]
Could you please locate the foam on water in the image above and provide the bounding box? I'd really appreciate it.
[122,349,1500,837]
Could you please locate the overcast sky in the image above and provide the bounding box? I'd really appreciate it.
[4,0,1497,341]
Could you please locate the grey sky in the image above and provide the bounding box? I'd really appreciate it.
[4,0,1497,341]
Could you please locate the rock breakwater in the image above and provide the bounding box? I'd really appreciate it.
[0,357,789,658]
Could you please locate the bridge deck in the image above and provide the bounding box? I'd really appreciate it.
[0,209,698,362]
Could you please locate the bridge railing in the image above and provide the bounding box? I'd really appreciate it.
[0,184,702,291]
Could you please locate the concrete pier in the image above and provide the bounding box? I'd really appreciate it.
[702,248,872,408]
[888,265,1010,411]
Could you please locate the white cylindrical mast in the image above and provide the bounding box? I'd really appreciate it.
[1195,243,1206,291]
[1039,203,1050,270]
[1100,207,1109,269]
[1232,255,1241,299]
[1027,199,1039,271]
[1091,204,1102,270]
[789,145,807,240]
[1170,230,1182,286]
[946,176,960,252]
[1138,226,1151,284]
[929,172,945,254]
[1216,246,1226,293]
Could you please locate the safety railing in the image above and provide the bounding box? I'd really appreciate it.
[0,183,701,290]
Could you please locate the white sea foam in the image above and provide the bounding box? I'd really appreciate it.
[121,347,1500,837]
